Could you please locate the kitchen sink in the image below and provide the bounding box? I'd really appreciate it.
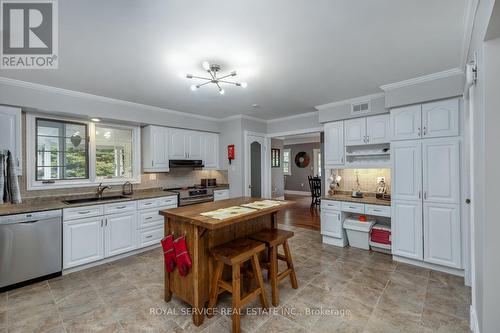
[63,195,129,205]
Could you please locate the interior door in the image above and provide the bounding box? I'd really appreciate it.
[391,140,422,201]
[390,104,422,140]
[247,135,266,197]
[324,121,344,165]
[169,129,187,159]
[392,200,423,260]
[422,138,460,204]
[422,99,459,138]
[104,212,136,257]
[423,202,461,268]
[63,217,104,269]
[366,114,390,144]
[345,117,366,145]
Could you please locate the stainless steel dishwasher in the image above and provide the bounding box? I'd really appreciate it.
[0,209,62,291]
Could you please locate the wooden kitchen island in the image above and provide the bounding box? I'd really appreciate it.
[159,197,294,326]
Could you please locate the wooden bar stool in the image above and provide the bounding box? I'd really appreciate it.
[248,229,298,306]
[207,238,269,333]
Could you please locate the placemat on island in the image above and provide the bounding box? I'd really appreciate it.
[200,206,257,220]
[240,200,285,210]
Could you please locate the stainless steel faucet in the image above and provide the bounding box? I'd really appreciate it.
[96,183,112,198]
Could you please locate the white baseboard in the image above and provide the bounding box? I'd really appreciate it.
[392,255,464,277]
[470,305,480,333]
[284,190,311,196]
[63,244,160,274]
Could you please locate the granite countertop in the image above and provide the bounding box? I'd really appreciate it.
[0,189,178,217]
[322,194,391,206]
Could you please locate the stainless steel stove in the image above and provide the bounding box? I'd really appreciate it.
[164,186,215,206]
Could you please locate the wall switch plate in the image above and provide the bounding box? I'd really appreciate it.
[377,176,385,183]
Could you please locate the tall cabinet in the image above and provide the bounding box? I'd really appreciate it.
[0,106,22,175]
[391,98,462,269]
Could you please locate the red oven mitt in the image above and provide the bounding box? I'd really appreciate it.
[161,234,176,273]
[174,235,192,277]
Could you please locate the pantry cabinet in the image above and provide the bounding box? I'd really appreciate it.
[0,106,22,175]
[392,200,423,260]
[324,121,344,166]
[104,212,137,257]
[391,140,422,201]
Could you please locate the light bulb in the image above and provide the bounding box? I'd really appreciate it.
[241,82,248,88]
[219,88,225,95]
[190,85,197,91]
[202,61,210,71]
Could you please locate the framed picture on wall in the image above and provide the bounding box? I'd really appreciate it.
[271,148,280,167]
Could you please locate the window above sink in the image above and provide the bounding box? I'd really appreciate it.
[26,113,141,190]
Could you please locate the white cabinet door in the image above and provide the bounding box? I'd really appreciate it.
[422,99,459,138]
[320,209,343,238]
[186,131,203,159]
[345,118,366,146]
[169,129,187,159]
[423,203,461,268]
[203,133,219,169]
[142,126,169,172]
[390,105,422,141]
[0,106,22,174]
[391,140,422,201]
[422,138,460,204]
[324,121,344,166]
[392,200,423,260]
[213,189,229,201]
[104,212,137,257]
[63,217,104,269]
[366,114,390,144]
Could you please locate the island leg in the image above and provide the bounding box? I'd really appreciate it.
[271,212,278,229]
[164,217,172,302]
[192,226,205,326]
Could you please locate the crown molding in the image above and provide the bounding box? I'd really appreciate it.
[220,114,268,123]
[380,68,464,92]
[461,0,480,68]
[314,92,385,111]
[0,76,221,122]
[266,111,319,124]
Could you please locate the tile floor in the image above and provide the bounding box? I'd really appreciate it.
[0,226,471,332]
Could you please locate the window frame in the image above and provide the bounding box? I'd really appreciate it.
[27,113,141,190]
[283,148,291,176]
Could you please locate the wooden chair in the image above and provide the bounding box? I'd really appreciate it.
[248,229,298,306]
[207,238,269,333]
[308,176,322,208]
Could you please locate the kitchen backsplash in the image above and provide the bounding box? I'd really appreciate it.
[328,168,391,194]
[18,169,228,200]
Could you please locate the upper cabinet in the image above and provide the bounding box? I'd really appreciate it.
[391,98,459,141]
[324,121,344,166]
[142,126,169,172]
[0,106,22,175]
[142,125,220,172]
[345,114,390,145]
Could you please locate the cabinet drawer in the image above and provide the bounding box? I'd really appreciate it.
[138,209,162,229]
[64,205,104,221]
[365,204,391,217]
[157,196,178,207]
[104,201,137,215]
[137,198,159,210]
[138,226,164,248]
[341,202,365,214]
[321,200,341,210]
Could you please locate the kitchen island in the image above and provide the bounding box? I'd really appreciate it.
[159,197,294,326]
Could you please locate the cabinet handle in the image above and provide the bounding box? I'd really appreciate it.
[423,127,427,136]
[16,158,19,167]
[152,160,154,166]
[78,211,91,215]
[424,192,427,200]
[366,135,369,143]
[144,202,152,206]
[100,219,103,227]
[116,206,127,209]
[145,216,153,220]
[105,219,108,226]
[418,191,421,199]
[145,235,153,239]
[418,127,421,137]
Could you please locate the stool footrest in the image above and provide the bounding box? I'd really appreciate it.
[277,268,292,282]
[218,280,232,293]
[241,288,262,306]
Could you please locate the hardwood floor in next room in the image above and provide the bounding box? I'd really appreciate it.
[277,195,320,231]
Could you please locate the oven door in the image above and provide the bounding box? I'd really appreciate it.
[179,195,214,206]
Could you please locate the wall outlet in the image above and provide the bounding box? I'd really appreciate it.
[377,176,385,183]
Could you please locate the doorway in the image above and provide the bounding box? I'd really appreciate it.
[250,141,262,197]
[244,132,269,198]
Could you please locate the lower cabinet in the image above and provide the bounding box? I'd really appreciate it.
[104,212,137,257]
[214,189,230,201]
[320,208,343,238]
[423,203,461,268]
[63,216,105,269]
[392,200,423,260]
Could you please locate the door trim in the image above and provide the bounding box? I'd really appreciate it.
[244,131,270,198]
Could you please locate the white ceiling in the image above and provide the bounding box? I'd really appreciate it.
[0,0,467,120]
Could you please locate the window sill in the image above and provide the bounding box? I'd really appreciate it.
[27,178,141,191]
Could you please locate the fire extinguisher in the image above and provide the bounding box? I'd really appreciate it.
[228,144,235,164]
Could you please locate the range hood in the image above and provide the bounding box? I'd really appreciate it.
[169,160,204,168]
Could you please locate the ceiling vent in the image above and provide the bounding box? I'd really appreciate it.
[351,101,371,115]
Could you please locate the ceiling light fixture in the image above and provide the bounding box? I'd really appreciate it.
[186,61,247,94]
[91,118,100,122]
